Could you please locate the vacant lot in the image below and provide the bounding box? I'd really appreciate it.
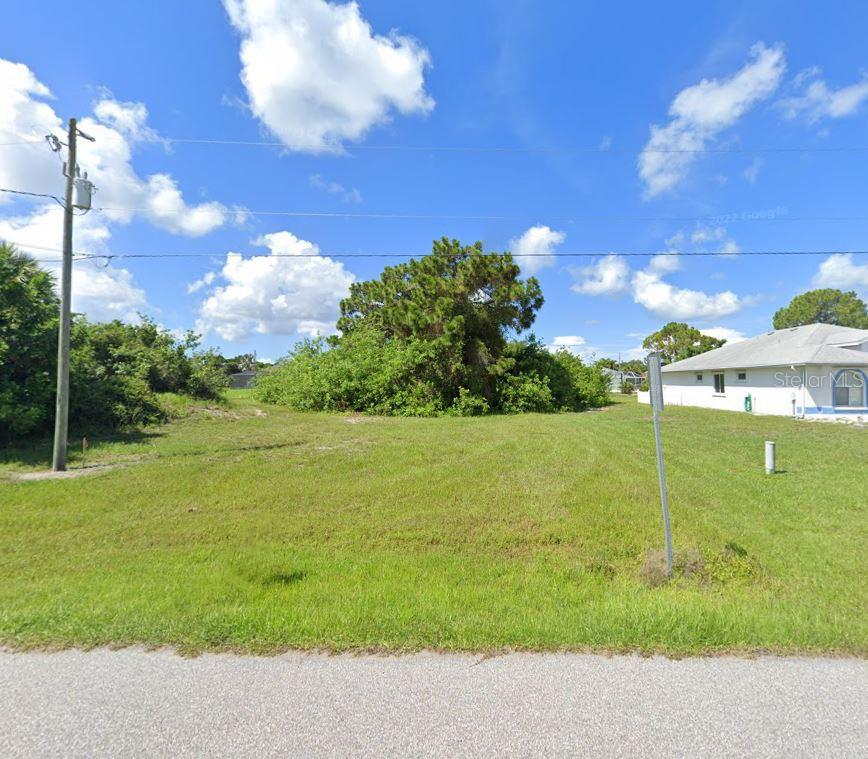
[0,393,865,655]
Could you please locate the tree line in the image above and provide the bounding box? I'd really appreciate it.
[3,237,866,439]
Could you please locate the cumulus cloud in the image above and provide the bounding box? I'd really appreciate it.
[631,268,741,320]
[0,204,148,322]
[0,58,226,236]
[701,326,747,343]
[638,43,785,197]
[812,253,868,291]
[224,0,434,153]
[92,96,159,142]
[571,249,743,321]
[195,231,356,342]
[509,225,565,274]
[646,252,680,275]
[545,335,587,356]
[187,271,216,294]
[781,69,868,123]
[570,254,630,295]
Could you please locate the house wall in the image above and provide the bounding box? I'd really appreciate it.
[637,364,867,417]
[655,366,800,416]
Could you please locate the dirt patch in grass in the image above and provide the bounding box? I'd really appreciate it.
[640,543,765,587]
[639,548,706,587]
[10,463,126,482]
[188,406,241,420]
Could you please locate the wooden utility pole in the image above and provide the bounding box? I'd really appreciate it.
[51,118,78,471]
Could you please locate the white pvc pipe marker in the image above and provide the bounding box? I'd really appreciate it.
[765,441,776,474]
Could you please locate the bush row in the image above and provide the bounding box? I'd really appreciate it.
[254,329,610,416]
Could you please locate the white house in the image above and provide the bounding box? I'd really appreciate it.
[639,323,868,418]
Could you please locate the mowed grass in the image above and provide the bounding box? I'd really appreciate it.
[0,392,865,656]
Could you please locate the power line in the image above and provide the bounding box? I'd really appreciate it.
[4,239,866,261]
[159,137,868,155]
[6,130,868,153]
[0,187,64,206]
[89,249,868,261]
[93,205,868,224]
[0,183,858,224]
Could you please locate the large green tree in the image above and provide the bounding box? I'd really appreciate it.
[337,238,543,402]
[772,288,868,330]
[642,322,726,364]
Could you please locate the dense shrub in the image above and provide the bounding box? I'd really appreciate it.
[64,318,228,432]
[256,329,444,416]
[497,374,555,414]
[256,333,609,417]
[448,387,490,416]
[0,243,227,440]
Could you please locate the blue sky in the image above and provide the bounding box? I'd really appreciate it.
[2,0,868,361]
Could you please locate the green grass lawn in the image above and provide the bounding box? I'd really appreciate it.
[1,392,865,656]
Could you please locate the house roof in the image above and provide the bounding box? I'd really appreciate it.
[661,323,868,372]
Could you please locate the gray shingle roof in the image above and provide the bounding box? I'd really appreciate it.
[661,323,868,372]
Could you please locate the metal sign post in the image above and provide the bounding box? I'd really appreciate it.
[647,352,673,578]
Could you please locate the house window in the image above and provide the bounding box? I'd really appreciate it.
[713,373,725,394]
[737,371,747,382]
[696,373,703,382]
[833,369,866,407]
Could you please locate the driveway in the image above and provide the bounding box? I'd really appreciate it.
[1,648,865,757]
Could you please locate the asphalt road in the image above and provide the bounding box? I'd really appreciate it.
[1,648,865,758]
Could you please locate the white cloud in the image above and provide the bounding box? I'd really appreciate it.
[224,0,434,153]
[92,97,159,142]
[638,43,785,197]
[572,247,744,321]
[701,327,747,343]
[509,225,565,274]
[140,173,226,236]
[0,204,148,322]
[631,268,741,320]
[647,252,680,275]
[781,70,868,122]
[546,335,586,356]
[187,271,216,294]
[718,239,740,258]
[812,253,868,291]
[0,59,62,197]
[195,231,356,342]
[0,58,226,236]
[309,174,363,204]
[571,254,630,295]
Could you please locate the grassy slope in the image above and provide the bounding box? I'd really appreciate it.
[0,392,865,655]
